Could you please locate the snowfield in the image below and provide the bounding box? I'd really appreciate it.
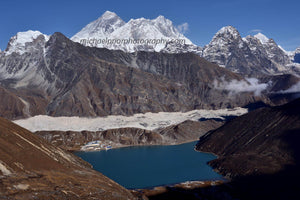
[14,108,248,132]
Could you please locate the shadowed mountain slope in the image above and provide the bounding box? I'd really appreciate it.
[0,117,135,199]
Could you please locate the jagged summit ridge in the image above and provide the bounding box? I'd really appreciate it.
[202,26,247,68]
[215,26,241,39]
[71,11,194,52]
[202,26,295,75]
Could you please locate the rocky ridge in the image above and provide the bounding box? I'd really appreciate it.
[196,98,300,178]
[0,117,135,199]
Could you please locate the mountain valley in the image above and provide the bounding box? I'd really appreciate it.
[0,9,300,200]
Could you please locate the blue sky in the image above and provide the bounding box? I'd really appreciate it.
[1,0,299,51]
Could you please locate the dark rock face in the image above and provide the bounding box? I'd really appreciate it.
[0,117,134,199]
[260,74,300,92]
[295,53,300,63]
[0,32,263,119]
[258,74,300,106]
[196,98,300,178]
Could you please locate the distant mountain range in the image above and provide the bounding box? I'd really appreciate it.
[2,11,300,77]
[70,11,300,76]
[0,11,300,119]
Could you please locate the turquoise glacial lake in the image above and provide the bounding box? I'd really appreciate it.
[75,141,222,189]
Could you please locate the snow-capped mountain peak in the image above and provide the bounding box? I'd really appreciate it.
[71,11,193,52]
[5,30,49,55]
[154,15,169,23]
[101,10,119,19]
[71,11,125,42]
[202,26,248,69]
[216,26,240,39]
[207,26,242,48]
[254,33,269,44]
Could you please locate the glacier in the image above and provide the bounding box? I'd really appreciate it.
[14,108,248,132]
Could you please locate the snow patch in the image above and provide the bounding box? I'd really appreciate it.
[254,33,269,44]
[14,184,29,190]
[0,161,12,175]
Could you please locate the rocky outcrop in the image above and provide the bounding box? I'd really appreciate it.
[161,41,202,55]
[196,98,300,178]
[0,117,135,199]
[35,120,224,151]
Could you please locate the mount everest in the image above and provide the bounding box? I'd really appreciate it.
[71,11,195,53]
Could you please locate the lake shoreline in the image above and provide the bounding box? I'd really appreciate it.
[131,179,227,198]
[73,139,201,153]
